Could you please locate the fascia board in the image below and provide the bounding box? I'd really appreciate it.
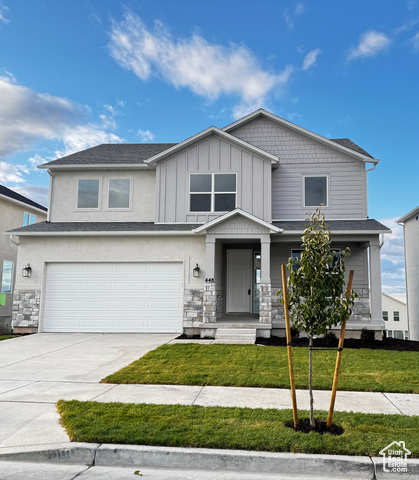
[194,209,282,233]
[0,194,47,214]
[37,164,153,170]
[223,109,377,164]
[396,205,419,224]
[279,229,391,235]
[145,126,278,165]
[5,230,196,237]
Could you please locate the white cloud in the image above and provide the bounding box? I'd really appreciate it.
[137,129,155,142]
[0,2,9,24]
[0,160,28,183]
[411,31,419,50]
[11,184,49,208]
[302,48,321,70]
[109,12,293,117]
[57,125,122,158]
[347,31,391,61]
[283,2,305,29]
[379,218,406,295]
[0,75,122,159]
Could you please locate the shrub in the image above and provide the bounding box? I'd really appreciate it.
[360,328,375,347]
[322,331,338,347]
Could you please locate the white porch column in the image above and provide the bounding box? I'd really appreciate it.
[260,235,271,284]
[369,238,384,326]
[259,235,272,325]
[205,236,216,280]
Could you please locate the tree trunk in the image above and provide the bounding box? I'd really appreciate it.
[309,335,315,427]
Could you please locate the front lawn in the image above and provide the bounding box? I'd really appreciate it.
[57,400,419,457]
[102,343,419,393]
[0,335,18,341]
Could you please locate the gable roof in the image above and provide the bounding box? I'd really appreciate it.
[0,184,47,212]
[193,208,282,234]
[223,109,378,164]
[38,143,177,169]
[145,126,278,165]
[397,205,419,224]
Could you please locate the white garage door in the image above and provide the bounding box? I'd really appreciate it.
[43,262,183,333]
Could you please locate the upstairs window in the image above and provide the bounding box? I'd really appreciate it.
[1,260,13,293]
[23,212,36,226]
[77,179,99,208]
[190,173,236,212]
[304,176,328,207]
[393,311,400,322]
[108,179,130,209]
[383,311,388,321]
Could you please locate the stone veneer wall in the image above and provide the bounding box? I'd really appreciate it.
[183,289,204,327]
[259,283,271,324]
[272,288,372,330]
[12,290,40,334]
[203,283,222,324]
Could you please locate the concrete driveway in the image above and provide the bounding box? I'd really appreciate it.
[0,333,176,448]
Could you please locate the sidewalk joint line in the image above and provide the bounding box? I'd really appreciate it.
[191,386,205,405]
[381,392,404,414]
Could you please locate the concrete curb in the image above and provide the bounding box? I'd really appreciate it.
[0,443,418,478]
[0,443,99,465]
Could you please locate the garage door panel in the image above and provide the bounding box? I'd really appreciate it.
[43,262,183,333]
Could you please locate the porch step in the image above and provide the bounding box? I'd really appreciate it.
[213,328,257,344]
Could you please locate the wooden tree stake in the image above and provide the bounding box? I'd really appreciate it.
[281,264,298,428]
[326,269,354,428]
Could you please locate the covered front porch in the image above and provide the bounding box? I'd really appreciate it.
[192,209,281,339]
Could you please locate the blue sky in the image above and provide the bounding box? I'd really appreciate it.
[0,0,417,296]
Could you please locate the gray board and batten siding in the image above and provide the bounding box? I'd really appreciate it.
[156,134,272,224]
[229,116,368,220]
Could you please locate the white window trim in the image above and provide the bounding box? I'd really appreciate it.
[105,176,133,211]
[1,260,14,294]
[189,172,237,213]
[75,178,102,211]
[302,174,330,208]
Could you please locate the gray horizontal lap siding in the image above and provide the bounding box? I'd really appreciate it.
[229,117,368,220]
[157,136,272,223]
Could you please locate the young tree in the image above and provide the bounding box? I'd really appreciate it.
[280,209,357,427]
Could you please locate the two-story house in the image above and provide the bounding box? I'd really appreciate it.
[9,109,390,338]
[0,185,47,334]
[381,293,408,340]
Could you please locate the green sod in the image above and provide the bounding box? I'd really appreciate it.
[0,335,19,341]
[101,343,419,393]
[57,400,419,457]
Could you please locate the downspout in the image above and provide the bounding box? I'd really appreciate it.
[365,161,378,173]
[10,235,19,247]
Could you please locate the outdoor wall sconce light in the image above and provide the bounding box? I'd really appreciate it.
[193,263,200,278]
[22,263,32,278]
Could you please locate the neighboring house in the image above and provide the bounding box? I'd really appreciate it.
[397,206,419,341]
[8,109,390,338]
[0,185,47,334]
[382,293,408,340]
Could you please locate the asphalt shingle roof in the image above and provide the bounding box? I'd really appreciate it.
[40,136,373,168]
[8,219,390,235]
[0,184,47,211]
[8,222,201,234]
[40,144,177,167]
[330,138,374,159]
[273,219,390,232]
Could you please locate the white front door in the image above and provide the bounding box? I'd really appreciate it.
[227,250,252,313]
